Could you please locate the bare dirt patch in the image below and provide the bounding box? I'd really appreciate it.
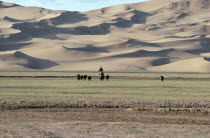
[1,108,210,137]
[1,108,210,125]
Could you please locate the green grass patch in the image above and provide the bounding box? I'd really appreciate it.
[0,78,210,109]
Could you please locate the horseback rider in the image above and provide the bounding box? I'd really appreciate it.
[98,66,104,80]
[98,66,104,74]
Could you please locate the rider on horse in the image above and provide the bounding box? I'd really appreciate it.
[98,66,104,74]
[98,66,104,80]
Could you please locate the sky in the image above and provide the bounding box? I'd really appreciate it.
[2,0,147,12]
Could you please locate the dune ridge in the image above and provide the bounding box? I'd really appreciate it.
[1,0,210,72]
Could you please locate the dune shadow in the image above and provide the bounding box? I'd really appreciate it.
[0,43,32,51]
[151,58,172,66]
[14,51,59,70]
[44,11,89,26]
[131,10,152,24]
[0,10,123,43]
[3,16,23,22]
[62,45,108,53]
[0,20,110,43]
[72,23,111,35]
[113,17,133,28]
[0,12,88,42]
[177,13,189,20]
[112,48,175,58]
[184,36,210,54]
[125,39,161,47]
[203,57,210,62]
[112,10,152,28]
[0,22,69,43]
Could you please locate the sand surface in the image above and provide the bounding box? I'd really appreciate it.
[1,0,210,72]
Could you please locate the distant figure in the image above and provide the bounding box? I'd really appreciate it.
[84,75,87,80]
[77,74,81,80]
[106,75,110,81]
[160,76,164,81]
[98,66,105,81]
[80,75,84,80]
[88,76,92,81]
[98,66,104,74]
[100,74,105,81]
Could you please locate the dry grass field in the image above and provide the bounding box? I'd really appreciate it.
[0,71,210,137]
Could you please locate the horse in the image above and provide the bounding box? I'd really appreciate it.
[99,72,105,81]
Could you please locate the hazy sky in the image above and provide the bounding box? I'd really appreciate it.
[2,0,148,11]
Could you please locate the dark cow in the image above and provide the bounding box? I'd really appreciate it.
[84,75,87,80]
[88,76,92,81]
[80,75,84,80]
[106,75,110,81]
[77,74,81,80]
[160,76,164,81]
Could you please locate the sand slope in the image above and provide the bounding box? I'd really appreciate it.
[1,0,210,72]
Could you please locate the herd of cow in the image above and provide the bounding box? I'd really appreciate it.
[77,74,110,81]
[76,74,165,81]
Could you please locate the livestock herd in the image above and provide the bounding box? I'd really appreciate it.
[76,74,165,81]
[77,74,110,81]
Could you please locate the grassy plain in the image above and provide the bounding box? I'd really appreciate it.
[0,71,210,137]
[0,71,210,109]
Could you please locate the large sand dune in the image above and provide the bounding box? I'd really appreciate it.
[1,0,210,72]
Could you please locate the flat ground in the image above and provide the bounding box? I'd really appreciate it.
[1,108,210,137]
[0,71,210,137]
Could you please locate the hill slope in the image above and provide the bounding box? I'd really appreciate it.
[1,0,210,72]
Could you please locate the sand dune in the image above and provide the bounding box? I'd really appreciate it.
[149,58,210,72]
[13,51,58,69]
[43,11,88,26]
[109,48,198,60]
[0,18,13,28]
[1,0,210,72]
[101,4,131,14]
[0,1,18,8]
[62,45,108,53]
[151,58,172,66]
[0,43,31,51]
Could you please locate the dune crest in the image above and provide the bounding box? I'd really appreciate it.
[0,1,18,8]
